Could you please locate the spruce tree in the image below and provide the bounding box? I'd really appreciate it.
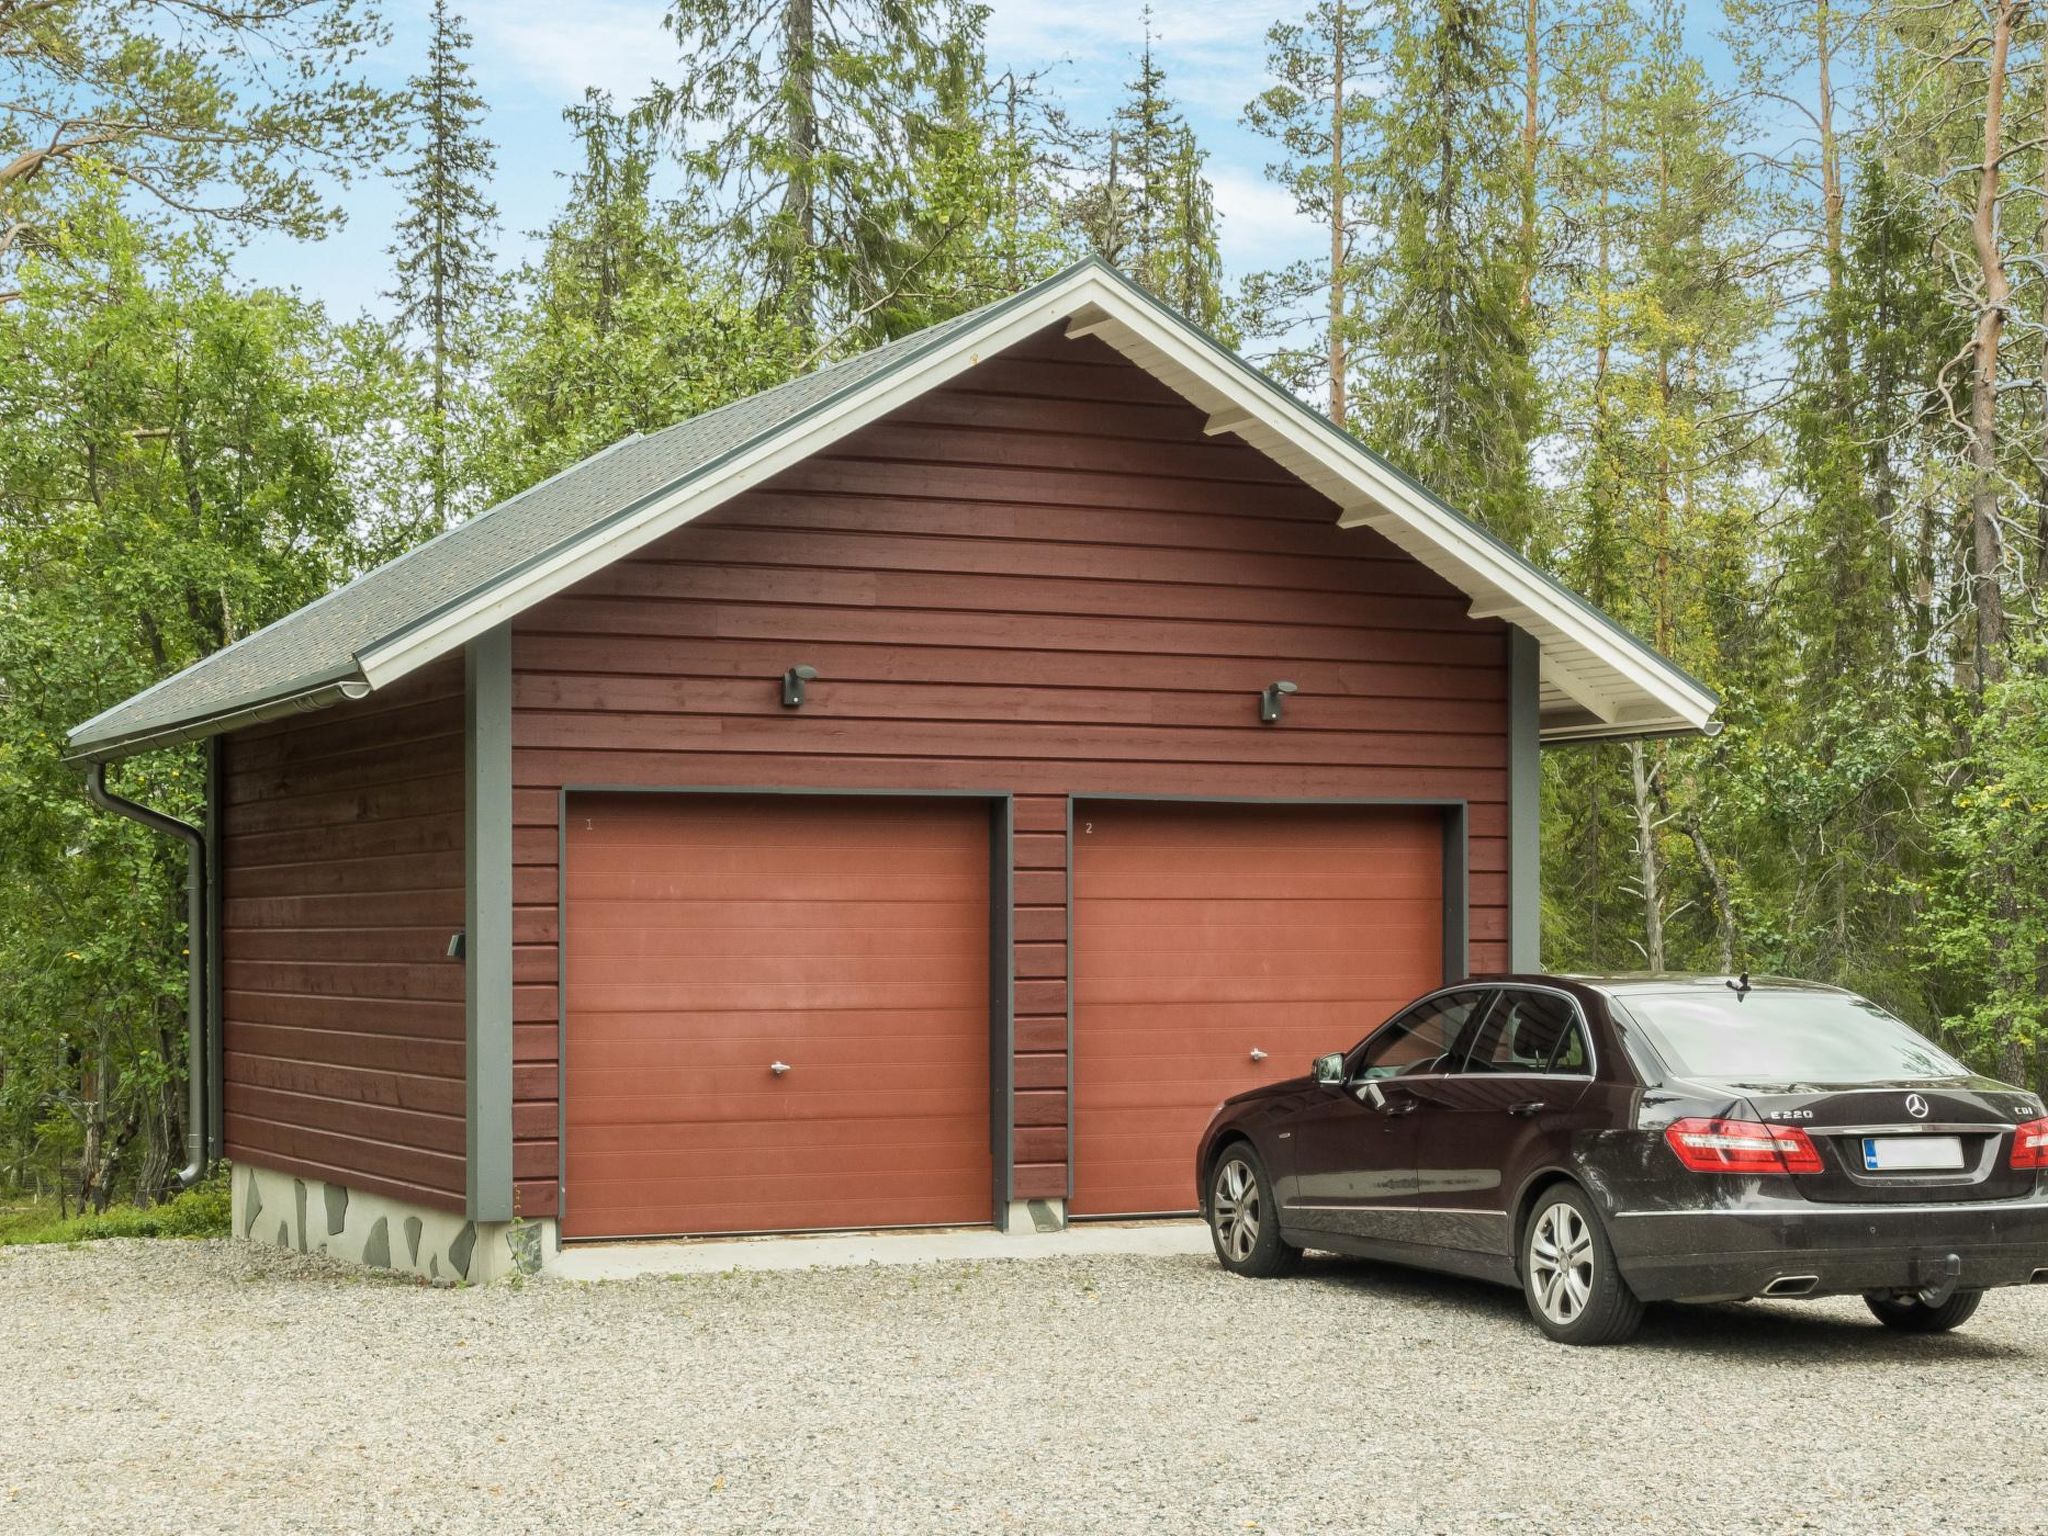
[645,0,989,349]
[1067,16,1230,329]
[1356,0,1538,549]
[388,0,497,530]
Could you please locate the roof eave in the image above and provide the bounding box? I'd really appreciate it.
[64,667,372,765]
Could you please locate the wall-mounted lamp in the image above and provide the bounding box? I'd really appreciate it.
[1259,680,1298,724]
[782,664,819,709]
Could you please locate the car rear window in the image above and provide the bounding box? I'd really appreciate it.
[1617,990,1967,1084]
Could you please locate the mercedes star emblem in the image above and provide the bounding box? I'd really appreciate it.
[1906,1093,1930,1120]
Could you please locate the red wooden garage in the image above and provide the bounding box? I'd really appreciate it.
[67,258,1716,1277]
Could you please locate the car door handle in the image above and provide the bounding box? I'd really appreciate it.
[1508,1100,1546,1117]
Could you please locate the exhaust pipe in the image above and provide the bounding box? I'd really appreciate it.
[83,762,207,1190]
[2030,1268,2048,1285]
[1762,1274,1820,1298]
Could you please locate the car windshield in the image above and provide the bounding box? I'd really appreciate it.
[1618,989,1969,1085]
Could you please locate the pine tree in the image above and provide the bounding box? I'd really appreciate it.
[1242,0,1378,419]
[388,0,497,530]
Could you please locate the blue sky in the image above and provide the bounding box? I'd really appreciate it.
[238,0,1742,321]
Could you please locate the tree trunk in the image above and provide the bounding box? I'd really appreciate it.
[779,0,818,332]
[1519,0,1538,313]
[1687,817,1736,974]
[1816,0,1842,276]
[1328,0,1348,424]
[1966,0,2018,693]
[1629,742,1664,972]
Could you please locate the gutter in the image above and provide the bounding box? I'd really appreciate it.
[83,762,209,1190]
[66,673,371,765]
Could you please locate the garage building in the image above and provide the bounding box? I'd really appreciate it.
[67,260,1715,1279]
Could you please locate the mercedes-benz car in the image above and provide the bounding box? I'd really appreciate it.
[1195,975,2048,1344]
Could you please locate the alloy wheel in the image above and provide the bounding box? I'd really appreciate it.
[1529,1199,1596,1327]
[1212,1156,1260,1263]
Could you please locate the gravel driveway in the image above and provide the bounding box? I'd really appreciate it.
[4,1238,2045,1535]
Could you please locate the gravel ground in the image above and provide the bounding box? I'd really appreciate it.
[3,1239,2045,1535]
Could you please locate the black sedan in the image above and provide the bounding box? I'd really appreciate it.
[1195,974,2048,1344]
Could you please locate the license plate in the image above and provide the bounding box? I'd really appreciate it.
[1862,1135,1965,1172]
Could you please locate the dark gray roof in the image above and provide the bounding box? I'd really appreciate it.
[65,292,1001,759]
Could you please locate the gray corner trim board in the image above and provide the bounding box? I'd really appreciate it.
[1440,804,1470,985]
[990,799,1016,1221]
[1063,795,1077,1204]
[204,735,225,1161]
[464,625,515,1223]
[1508,627,1543,973]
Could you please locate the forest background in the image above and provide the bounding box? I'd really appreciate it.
[6,0,2044,1208]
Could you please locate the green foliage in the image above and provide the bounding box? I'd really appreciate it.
[1920,652,2048,1083]
[0,1,400,280]
[0,1171,231,1245]
[0,191,397,1205]
[474,94,805,500]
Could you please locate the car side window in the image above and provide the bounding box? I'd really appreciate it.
[1461,990,1591,1076]
[1353,991,1494,1081]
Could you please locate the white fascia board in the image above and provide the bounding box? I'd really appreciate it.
[356,269,1111,690]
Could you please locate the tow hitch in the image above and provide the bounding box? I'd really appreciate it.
[1912,1252,1965,1307]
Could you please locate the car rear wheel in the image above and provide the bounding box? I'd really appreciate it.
[1865,1289,1983,1334]
[1522,1185,1643,1345]
[1208,1145,1300,1279]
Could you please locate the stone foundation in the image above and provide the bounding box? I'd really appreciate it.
[231,1163,556,1283]
[1004,1197,1067,1234]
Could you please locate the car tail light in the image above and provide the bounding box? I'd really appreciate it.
[2012,1117,2048,1171]
[1664,1117,1824,1175]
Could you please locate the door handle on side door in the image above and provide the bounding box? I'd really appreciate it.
[1508,1100,1546,1117]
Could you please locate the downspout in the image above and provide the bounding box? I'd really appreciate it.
[83,761,209,1189]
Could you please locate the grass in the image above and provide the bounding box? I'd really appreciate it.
[0,1173,231,1246]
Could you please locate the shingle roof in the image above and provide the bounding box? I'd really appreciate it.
[65,300,996,759]
[69,257,1715,760]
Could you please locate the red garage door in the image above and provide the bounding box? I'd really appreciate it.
[1071,802,1447,1217]
[563,795,993,1239]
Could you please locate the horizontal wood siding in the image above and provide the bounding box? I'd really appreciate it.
[220,661,467,1212]
[512,327,1511,1213]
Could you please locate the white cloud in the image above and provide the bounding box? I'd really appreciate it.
[470,0,673,106]
[1208,163,1316,276]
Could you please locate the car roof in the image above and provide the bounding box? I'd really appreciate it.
[1525,972,1855,1000]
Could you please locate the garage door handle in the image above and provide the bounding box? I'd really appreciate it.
[769,1061,791,1076]
[1248,1048,1267,1063]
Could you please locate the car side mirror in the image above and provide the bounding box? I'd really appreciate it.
[1313,1053,1345,1086]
